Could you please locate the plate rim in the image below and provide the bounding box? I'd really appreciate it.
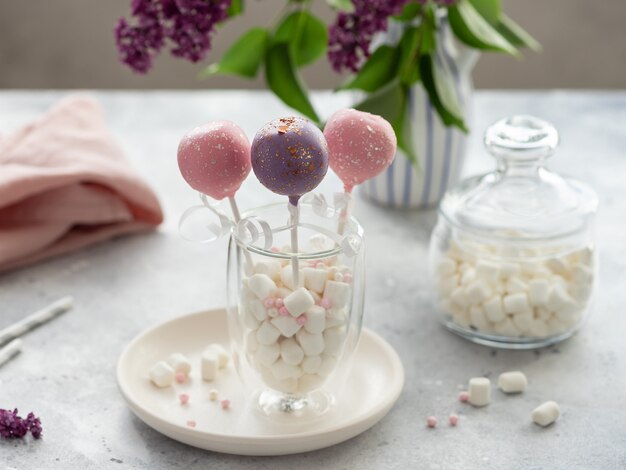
[117,308,405,444]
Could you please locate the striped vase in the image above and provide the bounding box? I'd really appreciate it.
[360,19,478,209]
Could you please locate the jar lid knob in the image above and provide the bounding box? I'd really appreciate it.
[484,115,559,163]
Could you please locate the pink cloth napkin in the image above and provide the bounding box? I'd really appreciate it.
[0,95,163,273]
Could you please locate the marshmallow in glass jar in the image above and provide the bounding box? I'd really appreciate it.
[429,115,598,349]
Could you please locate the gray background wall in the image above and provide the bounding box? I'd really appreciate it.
[0,0,625,90]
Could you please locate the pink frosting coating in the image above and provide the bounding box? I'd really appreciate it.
[177,121,251,199]
[324,109,397,193]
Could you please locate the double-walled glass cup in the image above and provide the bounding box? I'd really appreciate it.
[226,202,365,417]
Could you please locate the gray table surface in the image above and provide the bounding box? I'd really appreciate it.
[1,90,625,470]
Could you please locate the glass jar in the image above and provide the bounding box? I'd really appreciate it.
[226,201,365,417]
[429,115,598,349]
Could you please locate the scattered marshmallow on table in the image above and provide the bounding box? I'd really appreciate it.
[149,361,175,388]
[201,350,219,381]
[468,377,491,407]
[498,371,528,393]
[532,401,560,426]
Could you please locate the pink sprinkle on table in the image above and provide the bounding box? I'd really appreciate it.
[175,372,187,383]
[221,399,231,410]
[426,416,437,428]
[449,415,459,426]
[186,420,196,428]
[179,393,190,405]
[459,391,469,403]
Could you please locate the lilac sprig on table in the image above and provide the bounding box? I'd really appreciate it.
[0,409,42,440]
[115,0,231,73]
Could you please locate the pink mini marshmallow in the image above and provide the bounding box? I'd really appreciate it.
[449,415,459,426]
[459,391,469,403]
[275,298,284,308]
[320,298,332,309]
[179,393,190,405]
[263,297,275,308]
[186,420,196,428]
[279,306,290,316]
[296,315,308,325]
[221,399,231,410]
[175,372,187,384]
[271,246,280,253]
[426,416,437,428]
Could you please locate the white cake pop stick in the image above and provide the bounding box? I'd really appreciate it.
[228,196,254,274]
[288,202,301,288]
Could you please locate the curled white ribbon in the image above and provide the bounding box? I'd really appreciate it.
[302,192,353,219]
[178,193,233,244]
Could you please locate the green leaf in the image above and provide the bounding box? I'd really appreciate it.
[431,55,464,121]
[326,0,354,12]
[419,55,468,132]
[397,26,421,85]
[497,14,541,52]
[340,46,399,92]
[274,11,328,67]
[265,43,320,122]
[468,0,501,25]
[199,28,268,79]
[227,0,244,17]
[448,0,518,56]
[355,81,416,164]
[393,2,421,21]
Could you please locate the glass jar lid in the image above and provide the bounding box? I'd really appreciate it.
[440,115,598,240]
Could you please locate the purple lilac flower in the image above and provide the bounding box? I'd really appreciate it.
[328,0,409,73]
[115,0,231,74]
[0,409,42,440]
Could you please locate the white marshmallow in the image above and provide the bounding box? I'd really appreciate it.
[255,259,281,280]
[323,281,351,309]
[298,373,325,392]
[274,287,293,299]
[483,296,505,323]
[532,401,560,426]
[271,359,303,380]
[450,287,469,308]
[529,319,550,337]
[248,273,276,300]
[302,355,322,374]
[464,280,492,305]
[460,267,476,285]
[438,274,459,295]
[280,265,304,290]
[452,309,471,328]
[569,283,592,303]
[242,305,261,329]
[468,377,491,407]
[208,389,219,401]
[284,287,315,317]
[535,306,551,320]
[309,234,331,251]
[205,344,229,369]
[547,316,567,335]
[547,285,576,312]
[528,279,550,306]
[280,338,305,366]
[256,342,280,367]
[494,318,521,337]
[166,353,191,374]
[326,309,347,328]
[317,354,337,377]
[505,277,528,294]
[250,299,268,322]
[246,330,259,353]
[546,258,569,276]
[304,306,326,334]
[323,327,345,356]
[469,306,490,332]
[262,368,298,393]
[437,257,457,276]
[531,266,552,279]
[201,351,219,381]
[303,267,328,293]
[498,371,527,393]
[149,361,175,388]
[296,329,325,356]
[500,262,521,279]
[271,315,302,338]
[256,321,281,345]
[512,311,533,332]
[475,260,500,283]
[503,292,530,313]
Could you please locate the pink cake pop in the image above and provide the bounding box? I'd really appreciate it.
[177,121,251,200]
[324,108,397,193]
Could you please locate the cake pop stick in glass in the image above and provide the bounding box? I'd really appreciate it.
[251,117,329,286]
[324,109,397,233]
[177,121,254,271]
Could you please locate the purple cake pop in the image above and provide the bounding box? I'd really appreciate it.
[251,117,329,205]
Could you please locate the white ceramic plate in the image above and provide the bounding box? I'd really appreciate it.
[117,309,404,456]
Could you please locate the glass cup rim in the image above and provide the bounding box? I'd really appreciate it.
[232,201,364,260]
